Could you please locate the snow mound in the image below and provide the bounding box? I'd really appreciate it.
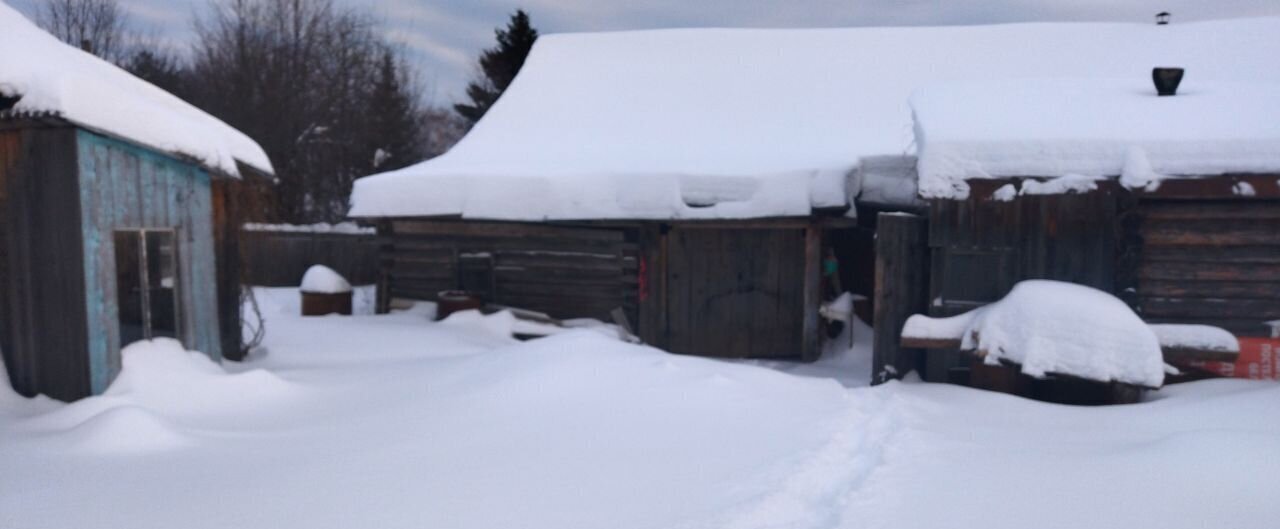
[104,338,296,416]
[439,309,521,340]
[243,222,374,235]
[300,265,352,294]
[1150,324,1239,353]
[913,79,1280,198]
[0,3,272,177]
[905,281,1165,387]
[62,405,189,454]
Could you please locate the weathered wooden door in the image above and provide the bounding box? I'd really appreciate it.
[663,227,806,358]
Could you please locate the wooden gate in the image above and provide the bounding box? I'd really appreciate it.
[872,213,929,384]
[661,226,808,358]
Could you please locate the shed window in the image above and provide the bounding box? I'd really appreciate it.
[114,230,179,348]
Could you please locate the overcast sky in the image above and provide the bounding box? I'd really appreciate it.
[11,0,1280,107]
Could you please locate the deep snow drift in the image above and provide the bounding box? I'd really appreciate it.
[2,288,1278,529]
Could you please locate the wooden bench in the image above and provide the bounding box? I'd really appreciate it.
[899,335,1240,365]
[900,324,1241,404]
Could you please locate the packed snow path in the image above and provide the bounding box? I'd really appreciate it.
[2,292,1279,529]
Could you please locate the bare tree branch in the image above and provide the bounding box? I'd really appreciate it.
[37,0,127,62]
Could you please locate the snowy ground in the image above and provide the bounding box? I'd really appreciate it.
[2,288,1279,529]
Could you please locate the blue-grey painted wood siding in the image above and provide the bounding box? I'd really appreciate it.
[76,129,222,393]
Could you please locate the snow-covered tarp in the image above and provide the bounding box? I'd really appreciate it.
[903,280,1166,387]
[913,79,1280,199]
[0,3,272,177]
[350,17,1280,219]
[1149,324,1240,354]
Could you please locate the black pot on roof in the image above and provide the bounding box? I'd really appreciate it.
[1152,67,1184,96]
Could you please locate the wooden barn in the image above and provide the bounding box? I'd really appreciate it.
[0,7,273,401]
[872,79,1280,384]
[351,19,1280,366]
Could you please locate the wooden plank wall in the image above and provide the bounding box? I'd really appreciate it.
[928,181,1121,313]
[872,213,929,384]
[1134,200,1280,336]
[926,181,1122,381]
[0,126,92,400]
[661,226,807,359]
[77,129,222,393]
[239,230,379,287]
[212,179,243,359]
[382,220,637,322]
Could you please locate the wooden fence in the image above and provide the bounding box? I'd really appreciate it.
[239,229,380,287]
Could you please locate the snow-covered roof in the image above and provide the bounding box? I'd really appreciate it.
[0,3,272,177]
[350,16,1280,220]
[913,79,1280,199]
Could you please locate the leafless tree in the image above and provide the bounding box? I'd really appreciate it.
[188,0,429,223]
[420,106,467,159]
[37,0,127,62]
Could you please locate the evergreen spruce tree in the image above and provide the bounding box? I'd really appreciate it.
[454,9,538,124]
[367,49,422,173]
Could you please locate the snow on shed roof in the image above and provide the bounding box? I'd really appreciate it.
[913,79,1280,199]
[0,3,272,177]
[350,16,1280,220]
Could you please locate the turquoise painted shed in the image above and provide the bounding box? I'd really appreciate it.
[1,115,231,400]
[0,4,273,401]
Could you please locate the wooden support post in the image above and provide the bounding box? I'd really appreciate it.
[636,223,666,347]
[801,224,822,362]
[211,178,244,360]
[872,213,929,384]
[375,220,392,314]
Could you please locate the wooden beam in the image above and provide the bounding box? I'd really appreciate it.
[1161,346,1240,364]
[901,335,1240,365]
[900,336,962,350]
[801,224,822,362]
[375,220,392,314]
[636,224,665,347]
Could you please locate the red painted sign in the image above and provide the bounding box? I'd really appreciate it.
[1189,338,1280,380]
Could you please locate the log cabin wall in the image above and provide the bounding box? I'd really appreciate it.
[1132,199,1280,336]
[380,220,638,323]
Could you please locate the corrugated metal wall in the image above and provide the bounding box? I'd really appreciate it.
[0,126,92,400]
